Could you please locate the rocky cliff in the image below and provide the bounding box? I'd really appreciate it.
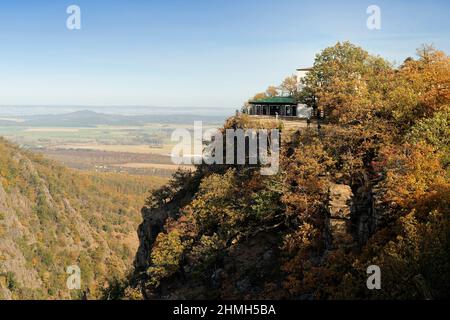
[131,115,449,299]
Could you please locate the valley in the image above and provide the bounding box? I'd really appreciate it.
[0,109,225,177]
[0,137,167,299]
[0,108,227,299]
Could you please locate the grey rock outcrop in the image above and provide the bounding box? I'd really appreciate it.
[327,183,354,247]
[134,193,195,272]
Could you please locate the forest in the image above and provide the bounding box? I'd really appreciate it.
[0,137,166,299]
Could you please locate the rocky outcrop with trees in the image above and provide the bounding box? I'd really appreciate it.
[127,42,449,300]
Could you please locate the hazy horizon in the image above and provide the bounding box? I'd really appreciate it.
[0,105,236,117]
[0,0,448,108]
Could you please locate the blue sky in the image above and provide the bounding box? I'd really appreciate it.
[0,0,448,108]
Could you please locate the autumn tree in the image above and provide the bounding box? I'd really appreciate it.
[280,75,298,96]
[265,85,279,97]
[301,41,392,124]
[386,45,450,129]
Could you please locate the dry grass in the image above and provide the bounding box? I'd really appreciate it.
[111,162,194,171]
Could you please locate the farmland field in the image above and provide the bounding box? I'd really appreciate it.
[0,109,227,177]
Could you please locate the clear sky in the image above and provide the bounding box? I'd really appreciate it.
[0,0,448,108]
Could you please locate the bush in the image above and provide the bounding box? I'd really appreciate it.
[147,231,188,287]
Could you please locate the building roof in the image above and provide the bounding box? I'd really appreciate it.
[297,67,312,71]
[249,96,296,105]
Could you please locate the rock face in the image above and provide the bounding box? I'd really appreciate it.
[326,183,354,247]
[351,172,386,245]
[134,192,196,272]
[352,181,375,245]
[326,175,384,248]
[135,206,171,271]
[156,232,280,300]
[327,184,353,219]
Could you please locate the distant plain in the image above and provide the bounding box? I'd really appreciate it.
[0,107,229,176]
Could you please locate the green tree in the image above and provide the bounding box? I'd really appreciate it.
[406,108,450,166]
[147,230,188,287]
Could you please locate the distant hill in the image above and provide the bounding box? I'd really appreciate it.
[0,138,166,299]
[0,110,228,127]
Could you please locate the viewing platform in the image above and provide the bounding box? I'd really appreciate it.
[246,115,319,132]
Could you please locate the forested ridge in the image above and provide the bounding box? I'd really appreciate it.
[0,138,166,299]
[122,42,449,300]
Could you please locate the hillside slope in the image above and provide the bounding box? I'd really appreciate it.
[131,114,449,300]
[0,138,165,299]
[129,42,449,300]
